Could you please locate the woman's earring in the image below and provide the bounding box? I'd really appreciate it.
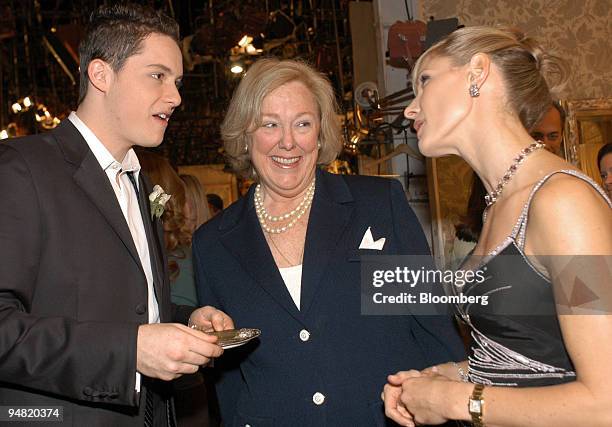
[317,141,321,149]
[244,144,248,153]
[469,83,480,97]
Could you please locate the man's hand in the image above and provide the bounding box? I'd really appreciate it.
[188,305,235,332]
[137,323,223,381]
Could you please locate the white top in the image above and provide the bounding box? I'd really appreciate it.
[279,264,303,310]
[68,112,159,392]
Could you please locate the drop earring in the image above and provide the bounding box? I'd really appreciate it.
[469,83,480,97]
[317,141,321,149]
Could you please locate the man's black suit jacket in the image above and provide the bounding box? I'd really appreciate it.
[0,120,192,426]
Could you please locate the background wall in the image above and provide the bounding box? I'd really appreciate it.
[419,0,611,100]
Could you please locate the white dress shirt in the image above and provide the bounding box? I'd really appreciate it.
[68,112,159,391]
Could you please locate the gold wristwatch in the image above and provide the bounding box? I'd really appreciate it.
[468,383,485,426]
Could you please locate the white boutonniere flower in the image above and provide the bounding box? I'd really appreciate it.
[149,185,171,220]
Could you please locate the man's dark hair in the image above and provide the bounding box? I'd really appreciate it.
[455,172,487,243]
[597,143,612,172]
[552,100,566,127]
[206,193,224,212]
[78,3,179,104]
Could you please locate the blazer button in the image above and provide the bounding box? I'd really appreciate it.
[312,392,325,405]
[135,304,147,315]
[299,329,310,342]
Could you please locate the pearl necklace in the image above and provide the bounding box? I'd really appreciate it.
[484,141,544,207]
[254,179,316,234]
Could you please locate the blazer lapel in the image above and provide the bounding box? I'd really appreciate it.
[55,121,144,274]
[137,173,167,315]
[300,170,354,315]
[218,191,304,324]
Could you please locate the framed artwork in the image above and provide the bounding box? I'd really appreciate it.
[426,156,475,270]
[562,98,612,184]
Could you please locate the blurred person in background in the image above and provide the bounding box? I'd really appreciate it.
[138,152,198,307]
[598,143,612,199]
[530,101,565,157]
[139,151,220,427]
[206,193,224,217]
[181,174,211,231]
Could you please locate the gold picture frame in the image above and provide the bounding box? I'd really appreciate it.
[562,98,612,183]
[426,156,475,270]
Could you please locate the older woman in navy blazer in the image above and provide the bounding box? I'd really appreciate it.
[193,58,464,426]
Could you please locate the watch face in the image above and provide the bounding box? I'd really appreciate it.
[469,399,483,414]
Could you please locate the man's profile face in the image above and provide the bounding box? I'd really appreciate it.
[531,106,563,157]
[105,33,183,153]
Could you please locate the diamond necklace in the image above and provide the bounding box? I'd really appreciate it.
[484,141,544,207]
[254,179,316,234]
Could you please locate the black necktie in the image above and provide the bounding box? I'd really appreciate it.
[126,171,140,199]
[144,388,154,427]
[126,171,155,427]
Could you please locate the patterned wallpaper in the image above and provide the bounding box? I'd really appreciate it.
[419,0,612,100]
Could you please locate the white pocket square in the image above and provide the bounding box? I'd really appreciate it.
[358,227,386,250]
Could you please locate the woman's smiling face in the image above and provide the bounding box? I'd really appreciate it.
[250,80,320,199]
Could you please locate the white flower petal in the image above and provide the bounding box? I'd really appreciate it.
[149,185,163,201]
[159,194,171,205]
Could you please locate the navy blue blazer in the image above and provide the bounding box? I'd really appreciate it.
[193,169,464,426]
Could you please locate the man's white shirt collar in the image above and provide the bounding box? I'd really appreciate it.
[68,112,141,179]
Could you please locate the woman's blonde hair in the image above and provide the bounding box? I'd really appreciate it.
[137,151,191,281]
[412,26,568,130]
[180,174,211,231]
[221,57,343,178]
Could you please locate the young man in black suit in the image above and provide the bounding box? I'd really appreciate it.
[0,4,232,426]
